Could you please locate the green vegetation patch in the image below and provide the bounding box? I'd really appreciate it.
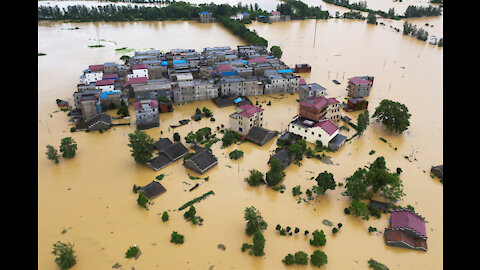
[178,190,215,211]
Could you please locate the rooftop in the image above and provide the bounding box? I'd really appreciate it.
[391,209,427,238]
[237,104,264,118]
[89,64,104,71]
[348,77,372,85]
[132,64,148,70]
[138,181,166,199]
[95,79,115,86]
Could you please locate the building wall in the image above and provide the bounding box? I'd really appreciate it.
[228,110,263,135]
[325,103,342,121]
[347,82,372,97]
[288,122,337,146]
[220,81,243,96]
[96,85,114,92]
[135,103,159,129]
[80,99,98,121]
[84,72,103,84]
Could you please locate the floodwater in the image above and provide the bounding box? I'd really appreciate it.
[38,7,442,270]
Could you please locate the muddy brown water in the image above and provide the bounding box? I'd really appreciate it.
[38,9,442,270]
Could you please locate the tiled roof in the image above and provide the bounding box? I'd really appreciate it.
[95,79,115,86]
[124,76,148,87]
[133,100,158,109]
[271,11,281,15]
[216,64,233,71]
[153,138,173,151]
[391,210,427,238]
[247,56,268,63]
[139,181,166,199]
[313,119,339,135]
[102,73,118,79]
[237,104,264,118]
[89,64,104,71]
[132,64,148,70]
[348,77,371,85]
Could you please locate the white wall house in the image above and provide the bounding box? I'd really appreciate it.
[80,70,103,85]
[228,104,264,135]
[128,64,149,79]
[288,116,339,146]
[95,79,115,93]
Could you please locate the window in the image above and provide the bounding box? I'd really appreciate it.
[239,127,243,132]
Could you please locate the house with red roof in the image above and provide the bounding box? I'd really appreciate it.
[299,96,342,122]
[269,11,281,22]
[228,104,265,135]
[95,79,115,92]
[134,99,159,130]
[287,115,339,146]
[80,65,104,85]
[384,208,428,251]
[128,64,149,80]
[346,76,374,97]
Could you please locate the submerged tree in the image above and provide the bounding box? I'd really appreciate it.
[244,206,268,236]
[372,99,411,134]
[311,250,328,267]
[251,230,266,256]
[137,192,149,210]
[244,169,264,186]
[127,130,155,164]
[265,158,285,186]
[315,171,336,193]
[309,229,327,246]
[52,241,76,270]
[270,45,283,58]
[59,137,77,158]
[46,145,60,163]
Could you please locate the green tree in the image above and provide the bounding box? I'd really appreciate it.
[162,211,169,222]
[59,137,77,158]
[173,132,181,142]
[244,169,264,186]
[310,229,327,246]
[367,12,377,24]
[137,192,149,210]
[294,251,309,265]
[283,253,295,265]
[184,205,197,224]
[251,230,265,256]
[368,258,390,270]
[46,145,60,163]
[348,200,370,220]
[356,109,370,135]
[117,99,129,118]
[270,45,283,58]
[52,241,76,270]
[244,206,268,236]
[195,107,202,115]
[292,185,302,196]
[315,171,336,192]
[372,99,411,134]
[265,158,285,186]
[127,130,155,164]
[311,250,328,267]
[222,130,236,147]
[343,168,369,200]
[229,149,244,160]
[202,107,212,117]
[170,231,184,244]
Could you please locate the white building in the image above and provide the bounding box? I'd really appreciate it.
[80,65,104,84]
[288,116,339,146]
[127,64,149,79]
[95,79,115,92]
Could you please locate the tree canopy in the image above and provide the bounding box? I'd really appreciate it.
[59,137,77,158]
[52,241,76,270]
[244,206,268,236]
[372,99,411,134]
[127,130,155,164]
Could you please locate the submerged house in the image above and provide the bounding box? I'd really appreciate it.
[346,76,374,97]
[268,147,295,169]
[384,208,428,252]
[288,116,339,146]
[343,97,369,112]
[184,149,218,174]
[246,126,276,146]
[146,139,189,171]
[138,181,166,199]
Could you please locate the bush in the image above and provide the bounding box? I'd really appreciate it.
[344,207,351,215]
[244,206,268,236]
[162,211,169,222]
[251,231,265,256]
[46,145,60,164]
[282,254,295,265]
[310,230,327,246]
[332,227,338,234]
[310,250,328,267]
[294,251,309,265]
[125,245,139,258]
[229,149,244,160]
[241,243,252,252]
[59,137,77,158]
[292,185,302,196]
[137,192,149,210]
[52,241,76,270]
[244,169,264,186]
[170,231,184,244]
[173,132,181,142]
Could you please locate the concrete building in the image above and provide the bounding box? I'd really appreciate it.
[263,71,286,94]
[80,65,103,85]
[79,94,102,121]
[229,104,264,135]
[298,83,327,101]
[128,64,149,79]
[287,116,339,146]
[134,100,159,130]
[199,11,214,23]
[133,80,172,101]
[346,76,374,97]
[100,90,122,109]
[95,79,115,92]
[173,80,195,103]
[220,76,244,97]
[299,97,342,122]
[384,209,428,252]
[242,76,264,96]
[103,62,120,74]
[193,79,219,100]
[269,11,281,22]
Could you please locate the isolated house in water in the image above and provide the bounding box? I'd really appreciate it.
[184,149,218,174]
[146,138,189,171]
[138,181,166,199]
[246,126,276,146]
[384,208,428,251]
[346,76,374,97]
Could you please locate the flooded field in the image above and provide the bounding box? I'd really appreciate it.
[38,9,442,270]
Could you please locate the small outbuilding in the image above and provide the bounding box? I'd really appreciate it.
[268,147,295,169]
[246,126,276,146]
[328,134,347,151]
[184,150,218,174]
[430,165,443,180]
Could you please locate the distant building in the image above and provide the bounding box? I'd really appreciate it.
[199,11,214,23]
[384,209,428,252]
[343,97,369,112]
[298,83,327,101]
[346,76,374,97]
[229,104,264,135]
[134,100,159,130]
[133,80,172,101]
[269,11,281,22]
[220,76,244,97]
[95,79,115,92]
[80,65,103,85]
[128,64,149,79]
[288,116,339,146]
[79,94,102,121]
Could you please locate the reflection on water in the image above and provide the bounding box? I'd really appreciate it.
[38,16,442,269]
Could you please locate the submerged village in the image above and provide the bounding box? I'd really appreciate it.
[39,1,443,269]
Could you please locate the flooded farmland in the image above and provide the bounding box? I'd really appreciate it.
[38,3,442,269]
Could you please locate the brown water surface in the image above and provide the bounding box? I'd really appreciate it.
[38,17,442,269]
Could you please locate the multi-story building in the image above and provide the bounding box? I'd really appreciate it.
[80,65,103,85]
[242,76,263,96]
[263,70,286,94]
[95,79,115,92]
[133,80,172,101]
[134,99,159,130]
[80,94,102,121]
[287,116,339,146]
[299,97,342,122]
[199,11,214,23]
[220,76,244,97]
[269,11,281,22]
[128,64,149,79]
[193,79,219,100]
[298,83,327,101]
[229,104,264,135]
[103,62,119,74]
[283,73,300,93]
[346,76,374,97]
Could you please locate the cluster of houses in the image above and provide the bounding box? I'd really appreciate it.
[198,10,290,23]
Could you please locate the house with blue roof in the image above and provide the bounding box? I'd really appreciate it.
[199,11,214,23]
